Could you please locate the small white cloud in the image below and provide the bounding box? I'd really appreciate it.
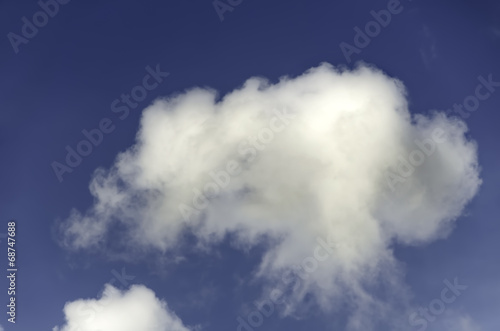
[53,284,190,331]
[419,25,438,68]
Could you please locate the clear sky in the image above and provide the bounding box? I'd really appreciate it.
[0,0,499,330]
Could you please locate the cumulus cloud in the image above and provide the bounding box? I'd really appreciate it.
[58,63,481,328]
[53,284,190,331]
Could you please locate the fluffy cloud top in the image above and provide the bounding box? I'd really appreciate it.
[53,284,189,331]
[59,63,481,327]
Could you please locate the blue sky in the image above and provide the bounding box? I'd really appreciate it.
[0,0,499,330]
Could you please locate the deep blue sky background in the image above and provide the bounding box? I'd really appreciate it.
[0,0,499,330]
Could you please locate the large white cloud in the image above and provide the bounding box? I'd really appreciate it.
[59,63,481,328]
[53,284,190,331]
